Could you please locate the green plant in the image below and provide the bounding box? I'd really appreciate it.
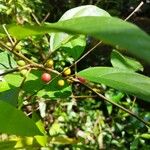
[77,77,86,83]
[0,4,150,150]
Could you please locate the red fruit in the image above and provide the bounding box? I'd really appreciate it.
[41,73,51,83]
[77,77,86,83]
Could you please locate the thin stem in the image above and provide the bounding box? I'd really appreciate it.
[41,12,50,23]
[2,24,14,45]
[81,82,150,127]
[0,64,31,76]
[0,41,36,64]
[71,95,97,99]
[31,13,41,25]
[73,41,102,66]
[131,96,137,110]
[125,1,144,21]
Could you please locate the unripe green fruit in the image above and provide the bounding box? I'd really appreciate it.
[31,56,38,63]
[6,42,12,47]
[41,73,51,83]
[63,67,71,76]
[20,69,28,76]
[58,79,65,87]
[15,44,22,51]
[45,59,54,68]
[17,60,26,66]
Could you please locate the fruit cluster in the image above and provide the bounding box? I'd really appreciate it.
[41,60,72,86]
[17,58,74,87]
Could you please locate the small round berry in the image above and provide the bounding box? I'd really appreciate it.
[77,77,86,83]
[45,59,54,68]
[20,69,28,76]
[15,44,22,51]
[58,79,65,87]
[6,42,12,47]
[41,73,51,83]
[17,60,26,66]
[63,67,71,76]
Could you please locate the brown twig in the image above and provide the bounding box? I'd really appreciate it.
[125,1,144,21]
[0,41,36,64]
[0,64,31,76]
[71,95,97,99]
[2,24,14,45]
[31,13,41,25]
[41,12,50,23]
[81,82,150,127]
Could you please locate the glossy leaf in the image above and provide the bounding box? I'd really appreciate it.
[111,50,144,71]
[0,100,42,136]
[32,113,47,147]
[78,67,150,101]
[37,83,72,99]
[4,70,72,99]
[4,73,24,87]
[140,133,150,139]
[60,5,110,20]
[61,35,86,60]
[22,70,72,98]
[0,52,17,69]
[0,81,10,92]
[0,87,19,106]
[50,5,110,52]
[6,16,150,63]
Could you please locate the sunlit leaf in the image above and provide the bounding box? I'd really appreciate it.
[78,67,150,101]
[5,16,150,63]
[0,101,42,136]
[50,5,110,52]
[0,52,17,69]
[111,50,144,71]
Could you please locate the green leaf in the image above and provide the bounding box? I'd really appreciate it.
[0,81,10,92]
[37,80,72,99]
[60,5,110,20]
[130,137,139,150]
[140,133,150,139]
[0,52,17,69]
[50,136,78,144]
[49,122,65,136]
[0,100,42,136]
[0,141,16,150]
[78,67,150,102]
[21,70,72,98]
[62,35,86,60]
[4,70,71,99]
[50,5,110,52]
[105,89,124,114]
[111,50,144,71]
[6,16,150,63]
[4,73,23,87]
[32,113,47,146]
[22,70,44,94]
[0,87,19,106]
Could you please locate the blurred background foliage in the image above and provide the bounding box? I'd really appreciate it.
[0,0,150,149]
